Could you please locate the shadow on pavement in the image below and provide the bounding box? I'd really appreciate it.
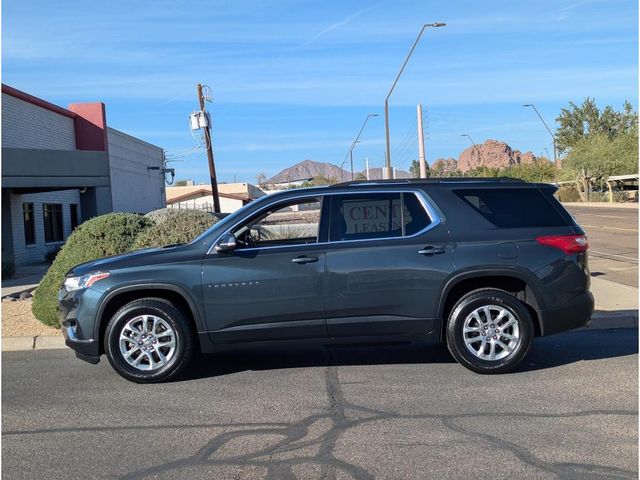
[181,328,638,381]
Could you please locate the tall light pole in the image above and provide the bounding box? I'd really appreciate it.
[461,133,476,147]
[341,113,378,181]
[461,133,484,168]
[384,22,446,180]
[523,103,558,182]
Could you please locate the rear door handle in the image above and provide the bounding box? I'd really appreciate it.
[418,245,446,255]
[291,256,319,264]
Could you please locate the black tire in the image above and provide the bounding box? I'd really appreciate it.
[104,298,195,383]
[446,288,533,374]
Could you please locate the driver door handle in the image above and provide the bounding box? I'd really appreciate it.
[291,255,318,264]
[418,245,446,256]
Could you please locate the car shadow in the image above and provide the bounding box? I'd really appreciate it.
[180,328,638,381]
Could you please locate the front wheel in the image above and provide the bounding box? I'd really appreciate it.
[446,288,533,374]
[104,298,194,383]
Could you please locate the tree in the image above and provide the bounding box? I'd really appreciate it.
[556,98,637,153]
[174,179,189,186]
[555,98,638,201]
[499,159,556,183]
[255,172,268,188]
[409,160,420,178]
[310,175,338,186]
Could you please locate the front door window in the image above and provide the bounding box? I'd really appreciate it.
[233,198,321,249]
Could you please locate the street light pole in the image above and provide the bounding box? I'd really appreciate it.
[341,113,378,181]
[523,103,558,182]
[384,22,446,180]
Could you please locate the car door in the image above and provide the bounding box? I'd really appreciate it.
[202,195,328,343]
[325,189,453,338]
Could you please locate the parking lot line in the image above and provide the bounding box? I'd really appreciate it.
[581,224,639,233]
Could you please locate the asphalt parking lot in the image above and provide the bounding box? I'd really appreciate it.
[566,205,638,288]
[2,328,637,479]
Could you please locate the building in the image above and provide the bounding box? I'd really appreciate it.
[2,84,167,267]
[166,185,249,213]
[217,182,266,201]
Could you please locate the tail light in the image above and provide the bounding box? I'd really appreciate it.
[536,235,589,254]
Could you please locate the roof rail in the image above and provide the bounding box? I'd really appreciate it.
[334,177,527,187]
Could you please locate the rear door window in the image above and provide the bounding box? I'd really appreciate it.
[454,188,568,228]
[330,192,431,241]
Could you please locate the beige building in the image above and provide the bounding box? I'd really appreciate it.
[166,185,250,213]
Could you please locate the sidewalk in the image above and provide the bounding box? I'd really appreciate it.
[588,276,638,329]
[1,262,48,298]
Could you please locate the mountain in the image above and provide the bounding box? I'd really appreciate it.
[267,159,348,184]
[267,139,538,184]
[268,159,412,184]
[434,139,540,173]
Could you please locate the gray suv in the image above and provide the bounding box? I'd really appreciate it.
[59,178,593,382]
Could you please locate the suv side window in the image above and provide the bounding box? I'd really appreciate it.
[232,197,322,249]
[330,192,431,241]
[454,188,567,228]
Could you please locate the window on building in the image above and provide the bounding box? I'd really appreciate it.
[23,203,35,245]
[70,204,79,231]
[43,204,63,243]
[330,192,432,241]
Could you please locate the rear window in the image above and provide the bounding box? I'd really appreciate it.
[454,188,569,228]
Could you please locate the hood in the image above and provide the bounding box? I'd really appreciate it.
[67,243,198,277]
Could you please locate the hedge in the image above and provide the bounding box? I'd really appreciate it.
[32,213,153,327]
[133,209,219,249]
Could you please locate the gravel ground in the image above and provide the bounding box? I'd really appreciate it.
[1,299,60,337]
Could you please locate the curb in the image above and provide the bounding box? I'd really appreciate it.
[561,202,638,209]
[587,311,639,330]
[1,312,637,352]
[2,335,65,352]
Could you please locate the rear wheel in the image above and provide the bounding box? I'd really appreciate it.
[104,298,194,383]
[446,288,533,374]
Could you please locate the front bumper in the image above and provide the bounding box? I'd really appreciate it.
[59,287,102,364]
[539,290,594,336]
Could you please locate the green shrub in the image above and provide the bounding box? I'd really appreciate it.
[557,185,581,203]
[133,209,219,249]
[32,213,152,327]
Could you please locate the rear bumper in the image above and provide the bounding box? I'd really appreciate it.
[539,291,594,336]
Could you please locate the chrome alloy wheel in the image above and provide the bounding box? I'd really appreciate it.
[119,315,176,371]
[462,305,521,361]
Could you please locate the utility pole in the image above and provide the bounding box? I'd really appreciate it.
[417,104,427,178]
[365,157,370,180]
[197,83,221,213]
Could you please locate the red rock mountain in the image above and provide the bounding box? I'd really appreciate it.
[431,140,539,173]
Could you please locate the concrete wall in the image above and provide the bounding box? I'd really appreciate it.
[9,189,81,265]
[1,93,76,150]
[107,128,165,213]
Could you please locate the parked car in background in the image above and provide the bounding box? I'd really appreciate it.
[59,178,593,382]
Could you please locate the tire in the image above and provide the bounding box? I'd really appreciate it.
[104,298,195,383]
[446,288,533,374]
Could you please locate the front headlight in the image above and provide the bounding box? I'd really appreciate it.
[63,272,110,292]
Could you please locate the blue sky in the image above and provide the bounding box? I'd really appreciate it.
[3,0,638,183]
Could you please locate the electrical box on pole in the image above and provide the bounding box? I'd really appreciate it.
[189,111,210,130]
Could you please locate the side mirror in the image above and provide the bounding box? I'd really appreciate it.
[215,233,237,252]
